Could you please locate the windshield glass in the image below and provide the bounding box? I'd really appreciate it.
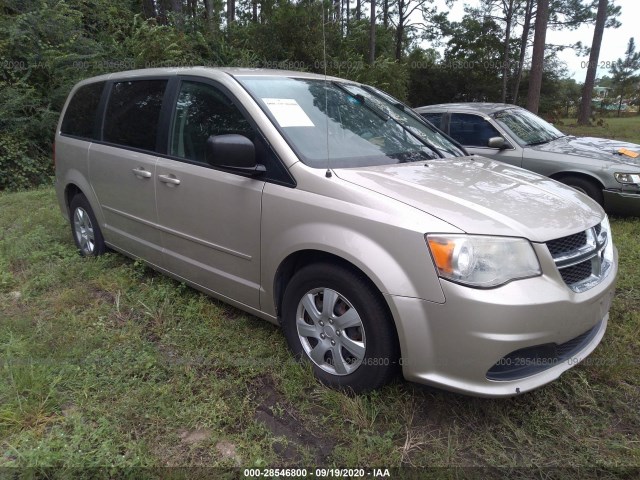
[237,76,465,168]
[342,84,465,158]
[492,108,565,146]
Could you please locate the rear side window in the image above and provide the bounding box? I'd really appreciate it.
[60,82,105,139]
[103,80,167,151]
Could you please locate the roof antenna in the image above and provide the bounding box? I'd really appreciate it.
[322,4,332,178]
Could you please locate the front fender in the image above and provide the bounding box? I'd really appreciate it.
[259,185,448,318]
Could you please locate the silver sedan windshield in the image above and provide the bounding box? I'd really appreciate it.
[493,108,565,146]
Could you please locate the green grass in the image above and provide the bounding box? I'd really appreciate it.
[1,187,639,474]
[558,116,640,144]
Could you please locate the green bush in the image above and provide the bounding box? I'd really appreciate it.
[0,135,52,191]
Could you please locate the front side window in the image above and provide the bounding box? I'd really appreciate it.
[61,82,105,139]
[237,76,464,168]
[103,80,167,151]
[170,81,252,163]
[449,113,501,147]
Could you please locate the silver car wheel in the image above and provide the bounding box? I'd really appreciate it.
[296,287,366,376]
[73,207,95,255]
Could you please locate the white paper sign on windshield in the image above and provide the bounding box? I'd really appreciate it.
[263,98,315,128]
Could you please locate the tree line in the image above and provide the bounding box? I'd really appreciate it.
[0,0,633,190]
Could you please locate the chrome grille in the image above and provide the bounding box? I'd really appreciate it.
[546,222,611,293]
[559,261,592,285]
[546,231,587,257]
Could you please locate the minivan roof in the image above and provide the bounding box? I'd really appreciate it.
[75,67,351,85]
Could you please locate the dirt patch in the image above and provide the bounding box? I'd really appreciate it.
[61,403,78,418]
[152,428,244,467]
[89,286,116,305]
[215,439,242,465]
[179,428,212,445]
[250,376,335,464]
[404,385,456,427]
[1,291,23,308]
[221,304,242,320]
[402,384,487,466]
[153,428,214,467]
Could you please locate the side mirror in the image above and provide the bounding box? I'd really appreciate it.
[206,134,265,175]
[488,136,507,149]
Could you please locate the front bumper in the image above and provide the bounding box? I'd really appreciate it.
[387,248,617,397]
[603,188,640,216]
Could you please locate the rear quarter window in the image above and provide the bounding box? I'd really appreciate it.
[60,82,105,139]
[103,79,167,151]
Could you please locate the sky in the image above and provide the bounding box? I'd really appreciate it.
[434,0,639,82]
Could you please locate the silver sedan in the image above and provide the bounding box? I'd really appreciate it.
[415,103,640,215]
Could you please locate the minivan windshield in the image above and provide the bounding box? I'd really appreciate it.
[237,76,465,168]
[492,108,565,146]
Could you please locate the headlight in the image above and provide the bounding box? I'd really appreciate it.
[426,235,541,288]
[600,216,614,265]
[614,172,640,184]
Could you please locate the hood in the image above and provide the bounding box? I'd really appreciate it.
[334,156,603,242]
[530,136,640,165]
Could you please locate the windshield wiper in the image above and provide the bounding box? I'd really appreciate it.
[331,83,393,124]
[526,139,551,146]
[360,85,467,157]
[527,135,565,146]
[352,93,390,122]
[361,85,406,111]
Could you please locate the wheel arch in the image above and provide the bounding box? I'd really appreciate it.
[64,183,83,212]
[549,171,606,205]
[274,249,403,370]
[59,169,105,226]
[549,171,605,190]
[274,249,396,329]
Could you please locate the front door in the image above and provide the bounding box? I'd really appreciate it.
[155,79,264,308]
[448,112,523,167]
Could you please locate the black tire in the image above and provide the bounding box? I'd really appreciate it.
[281,263,400,392]
[560,176,604,206]
[69,193,106,257]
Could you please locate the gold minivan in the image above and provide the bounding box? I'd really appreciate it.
[55,68,617,396]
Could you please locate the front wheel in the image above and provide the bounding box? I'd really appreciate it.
[281,263,399,392]
[69,193,106,257]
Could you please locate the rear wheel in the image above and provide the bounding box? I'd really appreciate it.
[70,194,106,257]
[559,176,604,206]
[281,263,399,392]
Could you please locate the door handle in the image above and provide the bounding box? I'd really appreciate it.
[158,174,181,186]
[132,167,152,178]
